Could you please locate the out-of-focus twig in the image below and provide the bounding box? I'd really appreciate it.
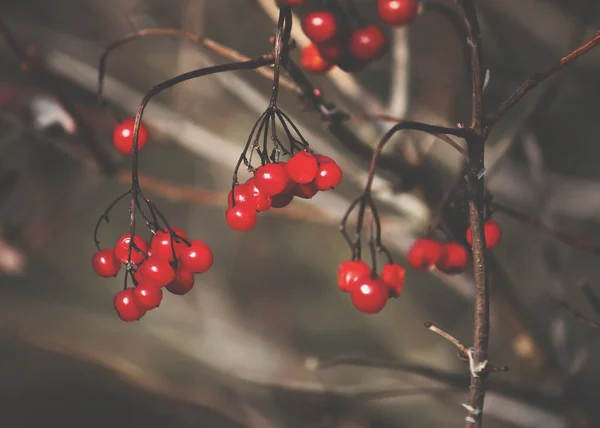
[549,295,600,331]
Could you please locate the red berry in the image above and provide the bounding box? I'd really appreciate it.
[382,262,406,296]
[350,276,388,314]
[114,288,146,322]
[140,255,175,287]
[114,233,148,265]
[166,266,195,295]
[466,219,502,249]
[337,260,371,293]
[301,44,333,74]
[315,154,335,164]
[179,239,213,273]
[245,178,272,211]
[228,183,253,207]
[271,191,294,208]
[113,118,149,155]
[436,242,469,274]
[293,181,318,199]
[350,25,387,62]
[302,11,338,44]
[378,0,420,27]
[315,161,342,190]
[317,40,344,62]
[92,248,121,277]
[254,163,289,196]
[150,227,188,262]
[286,151,319,183]
[133,282,163,310]
[407,238,444,270]
[226,204,258,231]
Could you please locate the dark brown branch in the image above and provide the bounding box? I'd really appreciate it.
[549,295,600,331]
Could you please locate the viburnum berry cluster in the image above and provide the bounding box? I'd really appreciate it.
[291,0,421,74]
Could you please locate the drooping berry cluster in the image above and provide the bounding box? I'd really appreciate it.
[294,0,421,74]
[226,107,343,232]
[112,118,150,155]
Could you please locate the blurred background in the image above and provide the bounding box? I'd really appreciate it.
[0,0,599,426]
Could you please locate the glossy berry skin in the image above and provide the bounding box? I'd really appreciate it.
[378,0,420,27]
[350,276,388,314]
[166,267,195,296]
[179,239,213,273]
[287,151,319,183]
[466,219,502,249]
[337,260,371,292]
[133,282,163,310]
[315,161,343,190]
[293,181,318,199]
[114,233,148,265]
[350,25,387,62]
[244,178,272,211]
[226,204,258,231]
[150,227,188,262]
[382,262,406,296]
[114,288,146,322]
[254,163,289,196]
[315,154,335,164]
[301,44,333,74]
[113,118,149,155]
[271,191,294,209]
[302,11,338,44]
[228,184,252,207]
[436,242,469,274]
[407,238,444,270]
[92,248,121,278]
[140,255,175,287]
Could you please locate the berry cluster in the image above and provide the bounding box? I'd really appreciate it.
[292,0,421,74]
[225,107,342,232]
[112,118,150,155]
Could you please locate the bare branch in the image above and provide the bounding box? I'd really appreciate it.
[549,295,600,331]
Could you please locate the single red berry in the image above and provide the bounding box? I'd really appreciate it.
[150,227,188,262]
[337,260,371,292]
[436,242,469,274]
[114,288,146,322]
[315,161,343,190]
[293,181,319,199]
[245,178,272,211]
[254,163,290,196]
[350,276,388,314]
[140,255,175,287]
[382,262,406,296]
[92,248,121,278]
[286,151,319,183]
[133,282,163,310]
[315,154,335,164]
[350,25,387,62]
[226,204,258,231]
[407,238,444,270]
[317,40,344,62]
[228,183,253,207]
[113,118,149,155]
[179,239,213,273]
[301,44,333,74]
[114,233,148,265]
[466,219,502,249]
[302,11,338,44]
[377,0,420,27]
[271,191,294,208]
[166,266,195,295]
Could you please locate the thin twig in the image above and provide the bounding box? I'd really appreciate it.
[424,321,469,356]
[549,295,600,331]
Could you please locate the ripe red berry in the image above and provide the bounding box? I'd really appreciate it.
[114,288,146,322]
[407,238,444,270]
[301,44,333,74]
[382,262,406,296]
[293,181,319,199]
[286,151,319,183]
[92,248,121,277]
[350,276,388,314]
[436,242,469,274]
[179,239,213,273]
[315,161,343,190]
[228,183,253,207]
[271,191,294,208]
[377,0,420,27]
[350,25,387,62]
[150,227,188,262]
[245,178,272,211]
[166,266,195,295]
[226,204,258,231]
[114,233,148,265]
[133,282,163,310]
[466,219,502,249]
[253,163,289,196]
[317,40,344,62]
[337,260,371,292]
[315,154,335,164]
[113,118,149,155]
[140,255,175,287]
[302,11,338,44]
